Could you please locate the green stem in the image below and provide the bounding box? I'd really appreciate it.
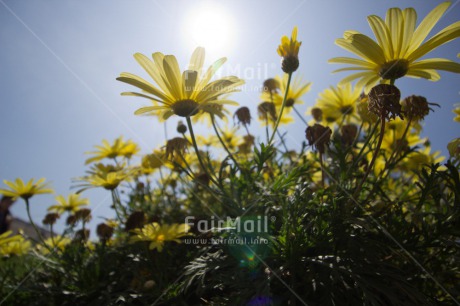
[269,72,293,146]
[24,199,46,245]
[352,115,386,201]
[185,116,218,186]
[293,105,308,126]
[211,115,241,170]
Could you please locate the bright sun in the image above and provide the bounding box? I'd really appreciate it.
[185,4,236,57]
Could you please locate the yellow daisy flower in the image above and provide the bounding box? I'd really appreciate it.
[48,193,89,214]
[38,236,72,255]
[85,136,140,165]
[381,118,424,152]
[140,150,167,174]
[313,83,362,126]
[130,222,190,252]
[117,47,244,120]
[330,2,460,90]
[262,74,312,109]
[0,178,53,200]
[0,231,31,256]
[277,26,301,73]
[76,164,132,191]
[453,104,460,122]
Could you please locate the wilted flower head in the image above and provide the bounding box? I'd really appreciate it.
[165,137,189,159]
[341,124,358,146]
[74,208,92,223]
[311,108,323,122]
[97,223,114,241]
[305,124,332,154]
[234,107,251,127]
[263,78,280,94]
[401,95,436,121]
[258,102,277,122]
[368,84,402,120]
[42,213,60,226]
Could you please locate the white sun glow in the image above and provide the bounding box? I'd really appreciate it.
[185,4,236,57]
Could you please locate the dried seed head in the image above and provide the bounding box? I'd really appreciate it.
[42,213,60,226]
[341,124,358,146]
[234,107,252,126]
[171,99,199,117]
[96,223,114,241]
[125,211,146,232]
[75,208,92,223]
[263,78,280,93]
[281,55,299,74]
[305,124,332,154]
[66,215,77,226]
[165,137,189,159]
[311,108,323,122]
[368,84,402,121]
[176,121,187,134]
[401,95,433,121]
[74,229,90,242]
[258,101,277,121]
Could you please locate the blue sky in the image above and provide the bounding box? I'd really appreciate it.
[1,0,459,235]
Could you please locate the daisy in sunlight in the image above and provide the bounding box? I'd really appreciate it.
[117,47,244,120]
[330,2,460,90]
[311,83,362,127]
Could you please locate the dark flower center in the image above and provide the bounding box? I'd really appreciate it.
[378,59,409,80]
[172,99,199,117]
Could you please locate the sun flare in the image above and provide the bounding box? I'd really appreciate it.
[184,4,236,56]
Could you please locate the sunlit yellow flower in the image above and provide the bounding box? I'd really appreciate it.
[118,47,244,120]
[447,138,460,158]
[277,27,301,73]
[48,193,89,214]
[85,137,140,165]
[0,231,21,247]
[0,178,53,200]
[381,118,424,152]
[197,134,220,148]
[76,164,132,191]
[453,104,460,122]
[140,150,167,174]
[313,83,362,126]
[0,231,31,256]
[262,74,312,109]
[130,222,190,252]
[330,2,460,90]
[38,236,72,255]
[400,147,444,173]
[258,102,294,127]
[212,127,242,151]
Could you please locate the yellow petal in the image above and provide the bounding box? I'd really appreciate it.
[410,58,460,73]
[368,14,393,60]
[408,2,451,53]
[386,8,404,58]
[408,21,460,61]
